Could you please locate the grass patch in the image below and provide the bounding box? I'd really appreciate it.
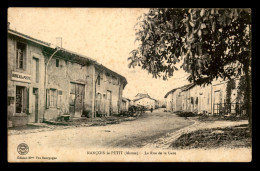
[176,111,196,117]
[198,114,249,122]
[171,125,251,149]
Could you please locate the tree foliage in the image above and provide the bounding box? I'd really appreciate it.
[128,8,251,85]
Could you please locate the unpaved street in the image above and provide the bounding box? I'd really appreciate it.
[8,109,194,149]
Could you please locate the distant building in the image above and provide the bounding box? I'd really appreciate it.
[134,93,150,99]
[133,93,158,109]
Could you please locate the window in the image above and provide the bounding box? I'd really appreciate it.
[106,73,111,83]
[47,89,57,108]
[56,59,59,67]
[100,71,103,80]
[16,42,26,69]
[57,90,62,108]
[112,76,117,85]
[16,86,28,113]
[33,58,39,83]
[195,97,198,105]
[104,73,107,82]
[97,75,101,85]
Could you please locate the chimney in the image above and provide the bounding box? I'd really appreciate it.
[56,37,62,48]
[7,22,10,29]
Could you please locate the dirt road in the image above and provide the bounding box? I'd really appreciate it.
[8,109,194,149]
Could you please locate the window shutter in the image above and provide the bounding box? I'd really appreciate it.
[57,90,62,108]
[22,87,28,113]
[46,89,50,109]
[26,87,30,114]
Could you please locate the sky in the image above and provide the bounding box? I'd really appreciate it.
[8,8,190,101]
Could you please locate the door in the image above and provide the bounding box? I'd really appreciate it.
[69,83,85,117]
[106,90,112,116]
[214,91,220,114]
[69,83,76,117]
[33,88,39,122]
[29,88,38,123]
[75,84,84,117]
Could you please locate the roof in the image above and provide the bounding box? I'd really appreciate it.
[133,96,157,102]
[95,63,127,87]
[122,97,131,101]
[8,29,51,47]
[181,83,196,91]
[135,93,150,98]
[8,28,127,87]
[164,83,195,98]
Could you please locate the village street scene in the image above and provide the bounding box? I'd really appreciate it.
[7,8,251,162]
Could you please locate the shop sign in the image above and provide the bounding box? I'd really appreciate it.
[11,71,31,83]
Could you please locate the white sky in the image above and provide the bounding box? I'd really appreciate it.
[8,8,190,101]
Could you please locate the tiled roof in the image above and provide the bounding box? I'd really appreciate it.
[133,96,157,102]
[8,28,127,86]
[164,83,195,98]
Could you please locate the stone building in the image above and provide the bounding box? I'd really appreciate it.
[164,78,242,115]
[121,97,131,112]
[133,93,158,109]
[8,26,127,127]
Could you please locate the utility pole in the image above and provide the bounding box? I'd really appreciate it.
[43,47,60,121]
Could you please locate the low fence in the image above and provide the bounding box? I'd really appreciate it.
[213,103,245,115]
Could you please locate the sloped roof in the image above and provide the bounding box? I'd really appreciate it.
[181,83,196,91]
[135,93,150,98]
[122,97,131,101]
[8,29,51,47]
[164,83,195,98]
[8,28,127,87]
[133,96,157,102]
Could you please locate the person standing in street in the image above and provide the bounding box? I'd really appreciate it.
[150,105,153,113]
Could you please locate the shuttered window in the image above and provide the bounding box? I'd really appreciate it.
[50,89,57,108]
[46,89,50,109]
[57,90,62,108]
[46,88,58,108]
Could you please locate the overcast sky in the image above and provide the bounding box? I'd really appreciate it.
[8,8,190,101]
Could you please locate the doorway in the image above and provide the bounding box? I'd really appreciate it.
[69,82,85,117]
[33,88,39,122]
[106,90,112,116]
[29,88,38,123]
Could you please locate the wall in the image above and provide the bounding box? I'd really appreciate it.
[134,98,156,109]
[165,94,172,112]
[95,68,124,115]
[8,35,46,126]
[45,55,89,120]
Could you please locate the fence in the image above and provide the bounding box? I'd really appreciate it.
[213,103,245,115]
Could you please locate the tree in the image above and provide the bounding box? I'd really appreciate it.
[128,8,251,131]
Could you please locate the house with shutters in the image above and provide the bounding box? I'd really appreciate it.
[7,23,127,127]
[164,84,193,112]
[164,78,243,115]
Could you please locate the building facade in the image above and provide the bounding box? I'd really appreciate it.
[164,78,242,115]
[121,97,131,112]
[8,27,127,127]
[133,97,157,109]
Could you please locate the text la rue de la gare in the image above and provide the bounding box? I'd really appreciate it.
[86,151,176,155]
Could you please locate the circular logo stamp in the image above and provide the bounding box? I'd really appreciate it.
[17,143,29,155]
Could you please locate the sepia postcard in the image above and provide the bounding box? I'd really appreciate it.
[7,8,252,162]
